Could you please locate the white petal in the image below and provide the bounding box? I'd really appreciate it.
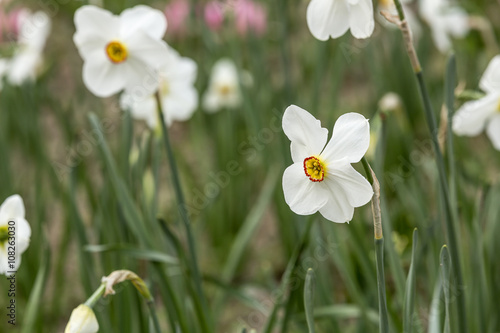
[282,163,328,215]
[431,26,452,53]
[120,93,158,129]
[486,114,500,150]
[348,0,374,39]
[0,248,8,275]
[73,6,120,60]
[282,105,328,163]
[0,195,25,223]
[452,94,498,136]
[125,30,170,69]
[120,5,167,40]
[479,56,500,94]
[7,50,40,85]
[12,218,31,254]
[202,90,221,113]
[326,158,373,207]
[82,56,126,97]
[162,86,198,124]
[318,182,354,223]
[18,11,51,51]
[306,0,349,41]
[321,112,370,164]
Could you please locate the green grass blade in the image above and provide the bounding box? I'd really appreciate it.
[375,237,390,333]
[440,245,451,333]
[428,276,443,333]
[84,244,179,265]
[403,228,418,333]
[304,268,316,333]
[313,305,379,324]
[21,244,50,333]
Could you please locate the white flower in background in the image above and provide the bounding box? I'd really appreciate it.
[420,0,469,53]
[0,195,31,275]
[453,55,500,150]
[203,58,242,112]
[64,304,99,333]
[282,105,373,223]
[73,5,169,97]
[377,0,421,41]
[8,10,51,85]
[120,47,198,128]
[306,0,374,41]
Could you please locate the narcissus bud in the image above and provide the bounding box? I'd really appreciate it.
[64,304,99,333]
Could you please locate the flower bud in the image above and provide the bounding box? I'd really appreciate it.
[64,304,99,333]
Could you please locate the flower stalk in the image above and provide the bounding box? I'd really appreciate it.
[362,160,389,333]
[384,2,467,332]
[154,91,211,332]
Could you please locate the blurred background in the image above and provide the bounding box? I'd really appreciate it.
[1,0,500,332]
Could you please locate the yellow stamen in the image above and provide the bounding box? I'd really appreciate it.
[106,41,128,64]
[0,225,8,244]
[303,156,326,182]
[217,84,231,96]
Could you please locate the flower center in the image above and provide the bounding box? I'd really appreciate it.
[105,41,128,64]
[497,98,500,112]
[160,79,170,96]
[217,84,232,96]
[0,226,8,244]
[303,156,326,182]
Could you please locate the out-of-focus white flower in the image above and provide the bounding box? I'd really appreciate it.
[378,92,402,112]
[120,47,198,128]
[282,105,373,223]
[420,0,469,53]
[378,0,421,41]
[73,5,170,97]
[64,304,99,333]
[0,195,31,275]
[306,0,374,41]
[453,55,500,150]
[203,58,242,112]
[7,10,51,85]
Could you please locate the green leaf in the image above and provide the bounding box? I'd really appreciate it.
[304,268,316,333]
[84,244,179,265]
[403,228,418,333]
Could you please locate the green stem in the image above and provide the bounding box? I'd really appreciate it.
[361,157,374,185]
[147,300,163,333]
[84,283,106,308]
[390,2,467,332]
[375,238,389,333]
[154,92,211,332]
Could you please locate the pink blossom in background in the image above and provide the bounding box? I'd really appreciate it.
[164,0,190,36]
[4,8,30,41]
[234,0,266,36]
[204,1,225,31]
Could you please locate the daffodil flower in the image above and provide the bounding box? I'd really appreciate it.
[420,0,469,53]
[453,55,500,150]
[73,5,170,97]
[64,304,99,333]
[120,46,198,128]
[8,10,51,85]
[306,0,374,41]
[282,105,373,223]
[0,195,31,275]
[202,58,242,112]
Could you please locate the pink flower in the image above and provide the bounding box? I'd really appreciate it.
[3,8,31,41]
[204,1,225,31]
[164,0,190,36]
[234,0,266,36]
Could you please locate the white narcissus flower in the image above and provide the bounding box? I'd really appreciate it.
[453,55,500,150]
[282,105,373,223]
[306,0,374,41]
[0,195,31,275]
[420,0,469,53]
[120,46,198,128]
[73,5,170,97]
[202,58,242,113]
[64,304,99,333]
[8,11,51,85]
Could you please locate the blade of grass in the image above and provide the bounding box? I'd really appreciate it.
[403,228,418,333]
[440,245,451,333]
[304,268,316,333]
[428,276,443,333]
[84,244,179,265]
